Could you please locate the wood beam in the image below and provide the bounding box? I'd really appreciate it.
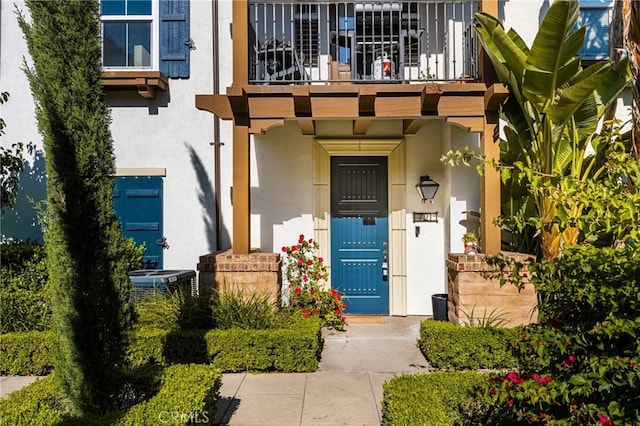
[438,96,485,116]
[446,117,484,132]
[248,97,295,118]
[195,94,233,119]
[249,119,285,134]
[297,119,316,135]
[402,119,423,134]
[233,124,250,254]
[485,83,510,111]
[232,0,249,86]
[481,112,501,255]
[374,96,422,117]
[353,119,371,135]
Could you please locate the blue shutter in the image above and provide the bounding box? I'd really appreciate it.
[159,0,190,78]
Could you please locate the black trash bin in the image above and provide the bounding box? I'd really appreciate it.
[431,293,448,321]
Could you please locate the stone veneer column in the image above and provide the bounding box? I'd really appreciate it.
[446,253,537,327]
[197,250,282,303]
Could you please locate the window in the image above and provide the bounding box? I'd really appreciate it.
[578,0,613,60]
[101,0,191,78]
[101,0,154,68]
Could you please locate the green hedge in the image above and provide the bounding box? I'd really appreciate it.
[0,364,221,425]
[419,320,519,370]
[381,371,491,426]
[1,317,323,375]
[0,331,54,375]
[128,316,323,372]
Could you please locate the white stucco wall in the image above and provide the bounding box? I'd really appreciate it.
[404,120,448,315]
[1,1,46,242]
[1,1,220,272]
[251,122,315,252]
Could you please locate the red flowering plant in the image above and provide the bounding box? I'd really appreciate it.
[282,234,347,331]
[461,246,640,425]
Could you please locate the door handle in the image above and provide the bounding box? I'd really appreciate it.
[382,243,388,281]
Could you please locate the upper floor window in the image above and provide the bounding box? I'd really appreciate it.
[101,0,154,68]
[578,0,613,60]
[100,0,191,78]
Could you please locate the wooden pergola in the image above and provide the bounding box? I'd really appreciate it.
[196,0,507,255]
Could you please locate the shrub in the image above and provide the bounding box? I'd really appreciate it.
[0,242,50,333]
[0,241,46,284]
[210,287,279,330]
[205,316,323,372]
[0,330,54,375]
[0,289,51,333]
[2,316,323,375]
[381,371,491,425]
[477,246,640,424]
[282,234,346,330]
[419,320,519,370]
[0,364,222,425]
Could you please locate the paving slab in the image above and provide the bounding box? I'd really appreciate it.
[0,376,42,398]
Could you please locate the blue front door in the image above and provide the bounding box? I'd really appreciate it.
[113,176,163,269]
[331,156,389,314]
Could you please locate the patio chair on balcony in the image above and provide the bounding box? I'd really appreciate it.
[257,37,309,83]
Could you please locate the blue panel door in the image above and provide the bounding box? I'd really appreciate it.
[331,156,388,314]
[113,176,163,269]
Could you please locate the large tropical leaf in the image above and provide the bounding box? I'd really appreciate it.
[474,12,527,91]
[548,60,629,124]
[523,1,581,111]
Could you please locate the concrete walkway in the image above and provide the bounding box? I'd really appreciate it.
[215,316,431,425]
[1,316,432,425]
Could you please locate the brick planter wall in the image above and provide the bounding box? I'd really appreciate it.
[446,252,538,327]
[197,249,282,303]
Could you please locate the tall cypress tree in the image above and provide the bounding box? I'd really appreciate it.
[18,0,133,415]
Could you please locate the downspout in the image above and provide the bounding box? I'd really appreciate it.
[211,0,223,251]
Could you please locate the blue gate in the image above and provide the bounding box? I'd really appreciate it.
[331,156,388,314]
[113,176,163,269]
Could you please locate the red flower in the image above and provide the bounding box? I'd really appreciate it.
[301,307,310,318]
[299,234,305,243]
[568,354,576,363]
[291,245,298,252]
[310,288,314,295]
[335,308,342,315]
[316,274,322,279]
[307,259,313,266]
[331,288,338,297]
[343,303,347,309]
[308,238,313,244]
[302,275,308,282]
[506,399,514,408]
[294,287,302,295]
[281,246,287,252]
[532,374,552,386]
[312,308,319,315]
[318,257,324,263]
[298,258,304,264]
[341,317,346,322]
[506,372,525,385]
[597,413,612,426]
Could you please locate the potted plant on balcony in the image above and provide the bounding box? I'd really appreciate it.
[462,232,478,255]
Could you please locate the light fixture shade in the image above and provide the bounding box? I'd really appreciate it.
[416,175,439,202]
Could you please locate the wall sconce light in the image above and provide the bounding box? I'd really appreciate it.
[415,175,440,203]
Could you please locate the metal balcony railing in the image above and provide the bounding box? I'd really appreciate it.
[248,1,479,85]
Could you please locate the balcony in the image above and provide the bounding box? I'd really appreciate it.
[248,1,480,85]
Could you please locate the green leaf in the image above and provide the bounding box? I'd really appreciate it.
[523,1,580,111]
